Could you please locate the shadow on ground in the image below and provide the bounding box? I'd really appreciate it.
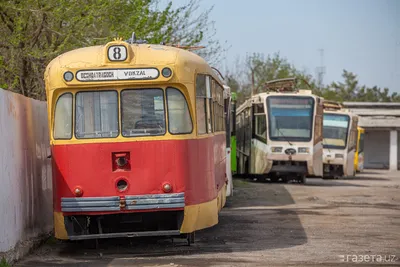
[15,181,307,267]
[303,179,370,187]
[240,175,370,188]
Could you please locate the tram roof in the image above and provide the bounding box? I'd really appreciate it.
[44,40,223,92]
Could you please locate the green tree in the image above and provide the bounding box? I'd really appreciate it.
[0,0,223,100]
[227,53,318,105]
[319,70,400,102]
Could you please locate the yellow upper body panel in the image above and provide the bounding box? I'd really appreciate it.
[44,40,222,93]
[44,40,224,145]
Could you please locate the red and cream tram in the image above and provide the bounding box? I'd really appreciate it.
[44,36,228,244]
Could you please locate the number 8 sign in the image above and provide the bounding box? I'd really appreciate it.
[108,45,127,61]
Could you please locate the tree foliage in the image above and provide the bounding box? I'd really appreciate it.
[226,53,317,105]
[227,53,399,105]
[320,70,400,102]
[0,0,223,100]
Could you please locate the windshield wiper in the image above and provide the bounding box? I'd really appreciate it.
[277,127,293,146]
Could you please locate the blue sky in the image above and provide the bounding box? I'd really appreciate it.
[163,0,399,92]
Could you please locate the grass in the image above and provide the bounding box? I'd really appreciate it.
[0,257,10,267]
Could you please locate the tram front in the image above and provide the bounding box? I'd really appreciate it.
[322,105,358,178]
[265,91,323,182]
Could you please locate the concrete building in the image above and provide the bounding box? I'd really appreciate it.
[343,102,400,171]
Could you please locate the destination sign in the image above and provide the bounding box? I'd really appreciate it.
[76,68,159,82]
[269,97,312,105]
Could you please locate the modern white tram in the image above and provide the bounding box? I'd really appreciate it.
[235,78,324,184]
[322,101,359,178]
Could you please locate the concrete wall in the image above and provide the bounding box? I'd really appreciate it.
[0,89,52,261]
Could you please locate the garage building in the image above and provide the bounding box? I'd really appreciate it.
[343,102,400,171]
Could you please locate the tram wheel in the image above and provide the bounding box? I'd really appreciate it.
[187,232,195,246]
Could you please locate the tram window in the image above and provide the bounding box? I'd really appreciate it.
[206,76,213,133]
[267,96,314,142]
[121,89,166,137]
[54,93,72,139]
[213,80,225,132]
[254,104,264,114]
[166,88,193,134]
[196,74,207,134]
[322,114,350,149]
[255,115,267,139]
[75,91,118,139]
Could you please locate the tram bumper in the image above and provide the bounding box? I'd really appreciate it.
[56,193,186,240]
[268,154,314,175]
[323,149,345,176]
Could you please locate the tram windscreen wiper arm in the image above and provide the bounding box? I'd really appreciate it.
[277,127,293,146]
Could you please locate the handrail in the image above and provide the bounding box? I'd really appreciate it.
[211,67,225,81]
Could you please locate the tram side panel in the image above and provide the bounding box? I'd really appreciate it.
[345,116,358,176]
[236,106,252,175]
[311,98,324,177]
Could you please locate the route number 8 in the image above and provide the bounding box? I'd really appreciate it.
[108,45,127,61]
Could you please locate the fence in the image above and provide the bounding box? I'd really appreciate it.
[0,89,52,263]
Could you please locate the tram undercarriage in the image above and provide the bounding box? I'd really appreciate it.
[323,163,344,179]
[269,160,308,183]
[63,210,195,246]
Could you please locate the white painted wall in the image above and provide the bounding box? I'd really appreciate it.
[0,89,52,253]
[389,130,398,171]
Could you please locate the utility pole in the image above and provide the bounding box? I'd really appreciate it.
[251,68,255,96]
[316,49,326,91]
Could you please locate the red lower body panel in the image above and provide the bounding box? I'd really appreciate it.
[52,134,226,213]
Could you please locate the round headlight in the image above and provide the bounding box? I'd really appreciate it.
[63,71,74,82]
[161,67,172,78]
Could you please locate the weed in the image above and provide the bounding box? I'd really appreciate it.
[0,257,10,267]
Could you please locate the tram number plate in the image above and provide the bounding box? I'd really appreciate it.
[108,45,127,61]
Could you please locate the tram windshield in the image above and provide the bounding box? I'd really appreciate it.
[121,89,166,136]
[267,96,314,142]
[323,114,350,149]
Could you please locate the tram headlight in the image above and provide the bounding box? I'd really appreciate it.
[298,147,310,154]
[335,153,344,159]
[161,67,172,78]
[162,182,172,193]
[271,147,283,153]
[63,71,74,82]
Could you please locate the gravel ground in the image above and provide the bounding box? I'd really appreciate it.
[14,170,400,267]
